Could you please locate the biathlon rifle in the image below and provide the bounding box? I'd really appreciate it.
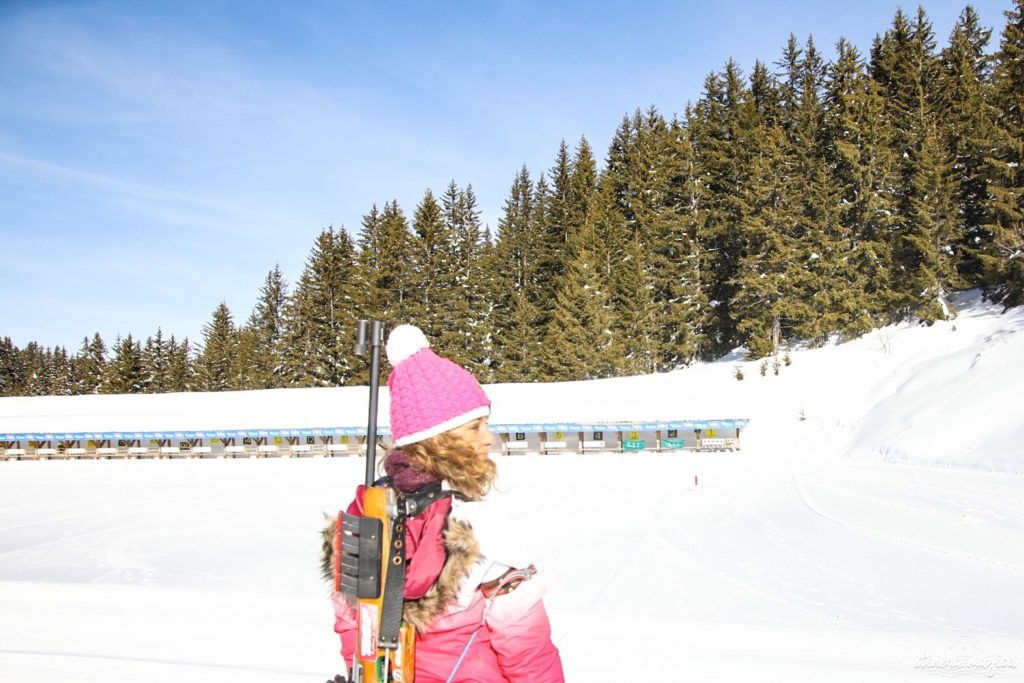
[335,320,416,683]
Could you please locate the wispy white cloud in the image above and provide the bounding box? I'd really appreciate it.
[0,152,303,232]
[0,3,564,238]
[1,6,423,219]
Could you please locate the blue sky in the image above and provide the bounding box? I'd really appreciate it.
[0,0,1012,352]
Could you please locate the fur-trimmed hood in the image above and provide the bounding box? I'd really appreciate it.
[402,517,479,631]
[321,506,482,633]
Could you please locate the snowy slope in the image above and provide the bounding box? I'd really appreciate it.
[1,291,1022,682]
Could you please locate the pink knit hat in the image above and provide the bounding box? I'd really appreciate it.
[386,324,490,446]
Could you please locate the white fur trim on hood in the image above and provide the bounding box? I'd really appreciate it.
[450,493,535,606]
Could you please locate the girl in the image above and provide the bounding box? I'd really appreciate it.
[324,324,564,683]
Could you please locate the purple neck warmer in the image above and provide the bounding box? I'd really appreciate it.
[383,449,440,493]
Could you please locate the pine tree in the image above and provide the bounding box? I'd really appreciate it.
[531,172,552,265]
[729,66,802,357]
[166,336,196,392]
[0,337,24,396]
[567,137,598,237]
[649,114,706,366]
[535,137,609,378]
[490,166,546,381]
[281,226,358,387]
[776,34,807,132]
[349,201,415,385]
[527,169,556,351]
[872,7,955,319]
[823,38,898,334]
[439,181,492,375]
[901,123,959,322]
[141,328,173,393]
[724,56,804,355]
[48,346,74,396]
[938,6,997,284]
[197,303,238,391]
[544,140,573,244]
[689,62,758,356]
[787,38,853,343]
[243,265,289,388]
[985,0,1024,306]
[18,342,47,396]
[870,8,939,177]
[540,201,619,380]
[583,178,631,370]
[230,326,262,390]
[473,223,499,383]
[602,110,662,372]
[534,141,574,331]
[33,345,53,395]
[281,286,315,388]
[601,107,706,368]
[355,201,414,325]
[668,114,711,361]
[408,190,458,343]
[103,335,145,394]
[73,333,107,395]
[438,181,473,366]
[611,235,660,373]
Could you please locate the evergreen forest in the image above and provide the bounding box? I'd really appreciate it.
[3,3,1023,396]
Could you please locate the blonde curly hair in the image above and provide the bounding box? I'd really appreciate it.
[402,429,496,500]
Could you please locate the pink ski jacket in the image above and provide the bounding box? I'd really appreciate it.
[328,486,564,682]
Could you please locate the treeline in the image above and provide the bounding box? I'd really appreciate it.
[2,3,1023,397]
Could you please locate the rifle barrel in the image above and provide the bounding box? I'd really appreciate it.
[364,320,384,488]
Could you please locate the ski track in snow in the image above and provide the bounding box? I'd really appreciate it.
[0,648,321,677]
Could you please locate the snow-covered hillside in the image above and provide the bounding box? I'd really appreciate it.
[662,289,1024,473]
[1,290,1022,682]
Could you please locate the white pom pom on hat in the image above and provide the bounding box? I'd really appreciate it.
[386,324,430,366]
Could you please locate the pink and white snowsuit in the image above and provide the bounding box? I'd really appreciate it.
[330,485,564,683]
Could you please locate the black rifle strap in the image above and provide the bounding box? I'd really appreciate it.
[402,482,469,516]
[377,503,408,649]
[377,485,470,649]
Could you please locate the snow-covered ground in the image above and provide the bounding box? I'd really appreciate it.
[2,290,1023,682]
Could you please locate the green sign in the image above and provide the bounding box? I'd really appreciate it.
[623,440,646,451]
[661,438,685,449]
